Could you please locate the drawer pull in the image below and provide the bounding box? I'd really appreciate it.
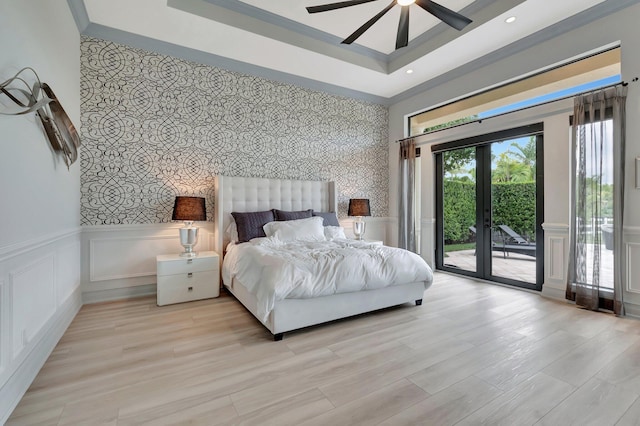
[187,272,193,278]
[188,286,193,292]
[187,259,193,264]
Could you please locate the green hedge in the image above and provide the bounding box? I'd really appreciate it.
[443,181,476,243]
[443,180,536,243]
[491,182,536,242]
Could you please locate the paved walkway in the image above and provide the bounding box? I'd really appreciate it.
[444,244,614,287]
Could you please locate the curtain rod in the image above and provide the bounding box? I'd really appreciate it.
[395,78,637,144]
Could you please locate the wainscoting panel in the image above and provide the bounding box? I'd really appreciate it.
[541,223,569,300]
[621,227,640,316]
[57,241,81,307]
[82,223,214,303]
[10,255,57,360]
[0,229,82,424]
[626,242,640,295]
[89,236,184,282]
[548,237,566,281]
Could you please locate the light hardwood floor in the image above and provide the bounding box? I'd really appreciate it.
[8,272,640,425]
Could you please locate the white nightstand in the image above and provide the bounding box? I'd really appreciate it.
[156,251,219,306]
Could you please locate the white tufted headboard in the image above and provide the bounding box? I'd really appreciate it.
[213,176,337,255]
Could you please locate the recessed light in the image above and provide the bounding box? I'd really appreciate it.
[505,16,517,23]
[406,69,414,74]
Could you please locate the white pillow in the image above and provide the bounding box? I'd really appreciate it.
[324,226,346,240]
[263,216,325,242]
[225,220,239,243]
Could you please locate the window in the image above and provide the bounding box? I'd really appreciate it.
[409,48,621,136]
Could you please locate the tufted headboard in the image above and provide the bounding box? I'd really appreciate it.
[213,176,336,256]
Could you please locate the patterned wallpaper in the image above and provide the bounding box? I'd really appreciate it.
[80,37,389,225]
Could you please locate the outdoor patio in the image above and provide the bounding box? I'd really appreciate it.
[444,244,614,287]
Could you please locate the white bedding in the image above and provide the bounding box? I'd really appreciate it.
[222,238,433,322]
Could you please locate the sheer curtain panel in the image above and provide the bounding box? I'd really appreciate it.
[399,139,417,252]
[566,85,627,315]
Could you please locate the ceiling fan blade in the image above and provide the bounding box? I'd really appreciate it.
[342,1,395,45]
[307,0,379,14]
[415,0,472,31]
[396,6,410,49]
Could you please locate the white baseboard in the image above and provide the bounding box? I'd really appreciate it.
[0,287,82,424]
[82,283,156,304]
[541,285,567,301]
[623,302,640,319]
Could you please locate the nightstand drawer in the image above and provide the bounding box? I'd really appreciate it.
[156,255,218,276]
[156,270,219,306]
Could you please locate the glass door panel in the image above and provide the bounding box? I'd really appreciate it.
[441,147,477,273]
[490,138,537,284]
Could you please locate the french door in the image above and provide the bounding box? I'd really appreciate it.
[434,125,544,290]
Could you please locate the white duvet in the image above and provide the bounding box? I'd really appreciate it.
[222,238,433,321]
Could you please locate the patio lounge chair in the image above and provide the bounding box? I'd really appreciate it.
[498,224,530,245]
[469,225,536,258]
[496,225,536,258]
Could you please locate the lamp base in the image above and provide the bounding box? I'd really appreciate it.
[179,223,199,258]
[353,218,366,240]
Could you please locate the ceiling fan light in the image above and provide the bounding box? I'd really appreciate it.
[397,0,415,6]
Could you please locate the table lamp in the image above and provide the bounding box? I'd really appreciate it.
[348,198,371,240]
[172,196,206,257]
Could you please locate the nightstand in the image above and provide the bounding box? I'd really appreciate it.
[156,251,219,306]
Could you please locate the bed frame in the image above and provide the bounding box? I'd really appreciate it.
[213,175,425,340]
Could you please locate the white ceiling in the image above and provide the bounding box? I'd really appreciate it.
[79,0,610,100]
[237,0,477,54]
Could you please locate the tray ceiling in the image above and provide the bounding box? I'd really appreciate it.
[75,0,617,102]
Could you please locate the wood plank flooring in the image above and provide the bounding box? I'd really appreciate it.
[8,272,640,425]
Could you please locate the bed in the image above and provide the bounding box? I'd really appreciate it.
[213,176,433,340]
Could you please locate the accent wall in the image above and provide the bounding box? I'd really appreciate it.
[80,36,389,225]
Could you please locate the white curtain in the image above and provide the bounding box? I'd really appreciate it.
[399,139,417,252]
[566,85,627,315]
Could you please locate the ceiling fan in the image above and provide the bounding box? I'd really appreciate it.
[306,0,473,50]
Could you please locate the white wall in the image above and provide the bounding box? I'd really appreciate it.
[388,2,640,311]
[0,1,81,422]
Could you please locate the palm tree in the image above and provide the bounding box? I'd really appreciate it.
[510,138,536,180]
[493,152,531,183]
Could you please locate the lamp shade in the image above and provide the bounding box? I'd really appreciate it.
[172,196,206,221]
[348,199,371,217]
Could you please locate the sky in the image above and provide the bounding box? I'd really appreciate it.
[477,75,621,119]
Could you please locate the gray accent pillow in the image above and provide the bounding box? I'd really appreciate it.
[273,209,313,221]
[312,211,340,227]
[231,210,275,243]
